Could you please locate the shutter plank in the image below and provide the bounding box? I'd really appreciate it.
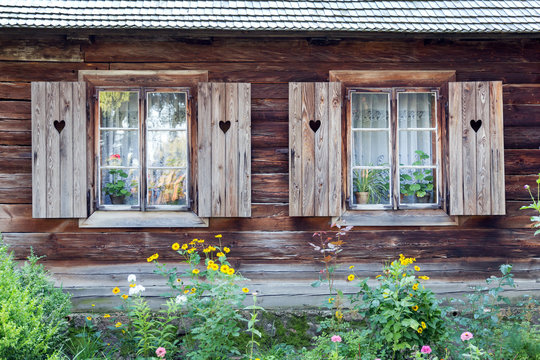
[462,82,477,215]
[59,82,73,217]
[46,82,60,218]
[301,83,315,216]
[237,83,251,217]
[31,82,47,218]
[289,82,302,216]
[225,83,239,216]
[475,82,491,215]
[314,83,329,216]
[211,83,226,216]
[197,82,212,217]
[489,81,505,215]
[72,82,87,217]
[328,82,342,216]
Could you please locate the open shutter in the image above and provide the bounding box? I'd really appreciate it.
[449,81,505,215]
[289,82,342,217]
[197,82,251,217]
[31,82,87,218]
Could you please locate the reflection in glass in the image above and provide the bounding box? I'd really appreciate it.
[147,92,187,129]
[100,130,139,167]
[352,168,390,205]
[100,168,139,206]
[147,131,187,168]
[351,93,389,128]
[399,168,436,204]
[147,169,187,206]
[398,92,435,128]
[99,91,139,128]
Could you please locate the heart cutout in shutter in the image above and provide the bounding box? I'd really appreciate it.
[470,119,482,133]
[309,120,321,133]
[219,120,231,134]
[53,120,65,134]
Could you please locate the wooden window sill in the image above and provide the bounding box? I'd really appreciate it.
[335,209,458,227]
[78,211,209,228]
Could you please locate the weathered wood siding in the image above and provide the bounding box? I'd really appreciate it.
[0,33,539,310]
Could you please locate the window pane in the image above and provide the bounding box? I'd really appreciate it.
[147,92,187,129]
[100,168,139,206]
[399,168,436,204]
[352,168,390,205]
[100,130,139,167]
[352,130,389,166]
[398,130,436,166]
[351,93,389,128]
[147,130,188,168]
[99,91,139,128]
[398,92,435,128]
[147,169,187,206]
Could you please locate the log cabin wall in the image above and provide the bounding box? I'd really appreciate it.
[0,31,539,310]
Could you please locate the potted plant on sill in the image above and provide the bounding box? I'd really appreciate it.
[400,150,434,203]
[104,154,131,204]
[353,168,388,205]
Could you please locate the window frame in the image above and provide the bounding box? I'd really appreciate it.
[95,86,192,212]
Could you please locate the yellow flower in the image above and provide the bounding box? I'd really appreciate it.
[86,316,92,321]
[203,247,211,253]
[112,287,120,294]
[209,246,216,251]
[122,329,125,334]
[347,274,355,281]
[122,294,128,300]
[242,287,249,293]
[147,256,153,262]
[91,304,95,307]
[375,275,382,279]
[414,266,420,271]
[217,252,225,258]
[412,305,419,311]
[181,244,188,250]
[198,239,205,243]
[172,243,180,251]
[152,253,159,260]
[190,287,196,293]
[220,264,229,273]
[192,269,200,274]
[211,263,219,271]
[115,322,122,328]
[215,234,222,238]
[417,327,423,334]
[328,297,334,303]
[223,247,230,253]
[421,321,427,329]
[176,278,182,283]
[412,283,419,291]
[227,268,235,275]
[349,265,355,269]
[335,310,343,320]
[129,283,136,288]
[104,314,111,318]
[208,260,215,265]
[419,275,430,280]
[184,289,189,294]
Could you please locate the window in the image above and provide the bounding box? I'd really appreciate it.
[97,88,190,211]
[348,88,440,210]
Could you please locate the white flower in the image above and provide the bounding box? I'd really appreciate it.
[175,295,187,305]
[127,274,136,283]
[129,284,145,296]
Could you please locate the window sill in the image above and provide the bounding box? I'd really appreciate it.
[336,209,458,227]
[79,211,209,228]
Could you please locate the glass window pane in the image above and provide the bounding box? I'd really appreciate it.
[99,91,139,128]
[147,130,187,168]
[352,168,390,205]
[147,169,187,206]
[398,92,435,128]
[398,130,436,166]
[100,168,139,206]
[352,130,389,166]
[100,130,139,167]
[351,93,389,128]
[399,168,436,204]
[147,92,187,129]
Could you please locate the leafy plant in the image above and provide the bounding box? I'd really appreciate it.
[0,241,71,360]
[400,150,434,199]
[520,173,540,235]
[353,168,389,204]
[103,168,131,198]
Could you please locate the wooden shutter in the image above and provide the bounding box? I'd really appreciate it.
[31,82,87,218]
[197,82,251,217]
[449,81,505,215]
[289,82,342,217]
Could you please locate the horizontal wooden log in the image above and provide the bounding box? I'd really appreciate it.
[0,159,31,176]
[251,110,288,123]
[503,105,540,127]
[0,119,30,131]
[0,82,31,100]
[0,101,30,119]
[0,173,31,188]
[504,127,540,149]
[252,148,288,174]
[0,62,108,82]
[251,83,288,99]
[0,145,31,159]
[505,149,540,175]
[0,132,30,146]
[0,38,83,62]
[506,175,540,200]
[503,84,540,105]
[252,98,288,112]
[252,122,288,148]
[0,188,31,203]
[252,174,289,203]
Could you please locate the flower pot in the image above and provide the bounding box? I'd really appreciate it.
[354,191,369,204]
[110,195,126,204]
[415,193,432,203]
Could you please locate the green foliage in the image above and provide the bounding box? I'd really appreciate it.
[350,255,447,359]
[103,168,131,198]
[65,318,111,360]
[352,167,388,203]
[520,172,540,236]
[400,150,434,198]
[0,243,71,360]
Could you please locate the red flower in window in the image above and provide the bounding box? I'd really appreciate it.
[109,154,121,160]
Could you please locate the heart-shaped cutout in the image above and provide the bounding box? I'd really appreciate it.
[219,120,231,134]
[470,119,482,133]
[309,120,321,133]
[54,120,65,134]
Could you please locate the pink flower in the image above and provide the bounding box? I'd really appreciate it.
[331,335,342,343]
[156,347,166,358]
[421,345,432,354]
[461,331,474,341]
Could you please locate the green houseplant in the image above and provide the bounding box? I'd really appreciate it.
[400,150,434,203]
[104,154,131,204]
[353,168,388,205]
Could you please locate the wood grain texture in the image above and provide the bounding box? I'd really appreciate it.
[197,82,212,217]
[301,83,315,216]
[475,82,491,215]
[490,81,506,215]
[462,82,477,215]
[31,82,47,218]
[328,82,342,216]
[45,82,60,218]
[211,83,226,216]
[225,83,239,216]
[448,82,464,215]
[289,82,302,216]
[72,82,87,217]
[237,83,251,217]
[314,83,329,216]
[59,82,74,217]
